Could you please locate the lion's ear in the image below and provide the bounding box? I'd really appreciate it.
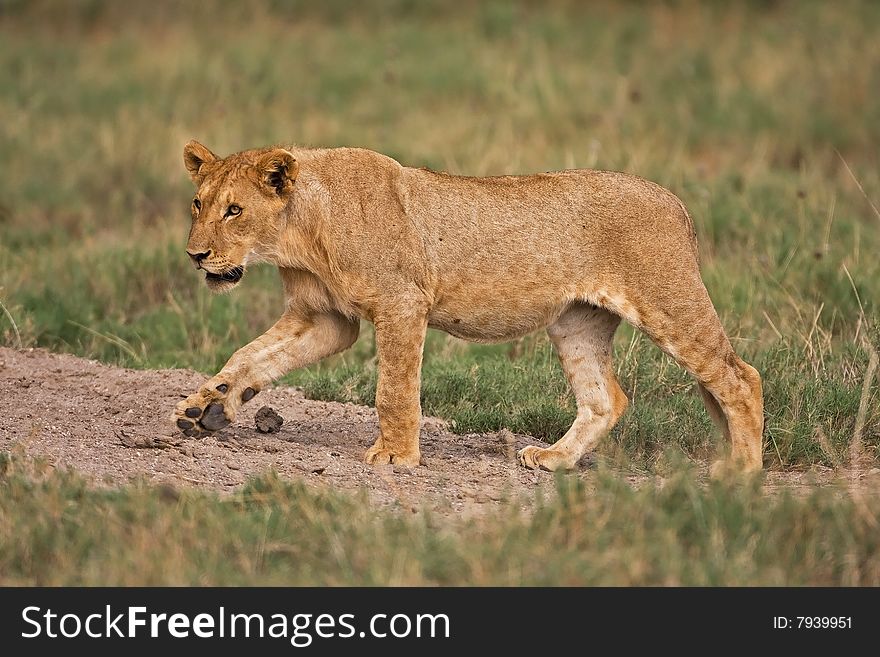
[257,149,299,196]
[183,140,218,184]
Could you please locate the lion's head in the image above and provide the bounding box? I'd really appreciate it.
[182,140,299,292]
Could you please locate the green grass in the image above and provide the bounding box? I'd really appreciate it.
[1,0,879,470]
[2,452,878,586]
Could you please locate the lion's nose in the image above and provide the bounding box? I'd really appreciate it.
[187,249,211,266]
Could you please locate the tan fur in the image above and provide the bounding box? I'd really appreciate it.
[173,140,764,474]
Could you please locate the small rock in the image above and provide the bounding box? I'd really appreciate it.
[117,430,138,448]
[226,462,240,470]
[118,431,181,450]
[152,435,183,449]
[255,406,284,433]
[392,464,412,475]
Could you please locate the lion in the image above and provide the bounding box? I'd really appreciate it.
[173,140,764,475]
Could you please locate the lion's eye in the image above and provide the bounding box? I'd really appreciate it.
[192,198,201,211]
[226,204,242,217]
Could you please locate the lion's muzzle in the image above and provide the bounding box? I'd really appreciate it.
[205,265,244,284]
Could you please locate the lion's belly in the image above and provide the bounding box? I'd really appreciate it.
[427,290,571,343]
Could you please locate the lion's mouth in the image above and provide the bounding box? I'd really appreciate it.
[205,265,244,285]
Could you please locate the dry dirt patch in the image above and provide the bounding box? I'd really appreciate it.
[0,348,865,514]
[0,347,579,513]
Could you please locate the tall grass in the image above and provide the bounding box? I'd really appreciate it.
[2,452,878,586]
[1,0,878,467]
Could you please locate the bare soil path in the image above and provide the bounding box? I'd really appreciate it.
[0,348,868,514]
[0,347,573,513]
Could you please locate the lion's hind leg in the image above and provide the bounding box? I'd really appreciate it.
[698,382,730,444]
[518,303,627,471]
[637,284,764,475]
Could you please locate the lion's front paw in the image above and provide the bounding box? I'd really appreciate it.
[364,441,421,467]
[172,385,236,437]
[517,445,575,471]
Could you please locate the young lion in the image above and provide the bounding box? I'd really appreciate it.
[173,140,764,475]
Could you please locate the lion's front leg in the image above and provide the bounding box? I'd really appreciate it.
[172,311,359,437]
[364,308,428,468]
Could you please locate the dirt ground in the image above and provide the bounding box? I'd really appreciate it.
[0,347,873,514]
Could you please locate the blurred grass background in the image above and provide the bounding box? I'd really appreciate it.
[1,0,879,469]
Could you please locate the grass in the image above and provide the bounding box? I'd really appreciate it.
[2,452,878,586]
[1,1,879,472]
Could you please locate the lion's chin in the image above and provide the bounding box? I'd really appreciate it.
[204,265,244,292]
